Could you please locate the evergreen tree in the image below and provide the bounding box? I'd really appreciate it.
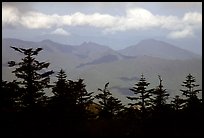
[1,80,21,112]
[95,82,124,119]
[50,69,71,113]
[171,95,185,111]
[180,74,202,111]
[51,70,93,119]
[72,78,94,119]
[151,75,169,111]
[127,74,153,114]
[52,69,68,97]
[8,47,54,111]
[180,74,201,98]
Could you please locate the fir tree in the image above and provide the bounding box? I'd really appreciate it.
[180,74,202,111]
[51,70,93,119]
[151,75,169,111]
[180,74,201,98]
[171,95,185,111]
[50,69,71,113]
[72,78,94,119]
[1,80,21,112]
[8,47,53,111]
[95,82,124,119]
[127,74,153,114]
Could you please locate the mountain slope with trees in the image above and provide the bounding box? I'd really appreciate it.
[1,46,202,136]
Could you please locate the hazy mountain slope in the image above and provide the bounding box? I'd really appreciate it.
[2,38,202,105]
[119,39,200,60]
[74,41,111,60]
[75,56,202,105]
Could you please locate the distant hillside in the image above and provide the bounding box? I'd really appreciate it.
[2,38,202,105]
[119,39,200,60]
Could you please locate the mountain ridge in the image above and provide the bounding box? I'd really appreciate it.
[3,38,201,60]
[2,38,202,104]
[119,39,200,60]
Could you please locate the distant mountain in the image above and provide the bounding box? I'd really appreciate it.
[73,41,112,60]
[2,38,202,105]
[119,39,200,60]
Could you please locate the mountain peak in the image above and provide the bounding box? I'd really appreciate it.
[41,39,54,43]
[80,41,100,46]
[119,39,200,60]
[79,41,111,50]
[139,39,163,45]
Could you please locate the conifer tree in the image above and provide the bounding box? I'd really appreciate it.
[151,75,169,111]
[51,70,94,119]
[50,69,71,113]
[1,80,21,112]
[8,47,53,111]
[52,69,68,97]
[127,74,153,114]
[180,74,201,98]
[180,74,201,110]
[95,82,124,119]
[70,78,94,119]
[74,79,93,108]
[171,95,185,111]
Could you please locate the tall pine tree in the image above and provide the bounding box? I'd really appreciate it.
[1,80,21,112]
[171,95,185,111]
[180,74,201,111]
[8,47,54,111]
[127,74,153,118]
[73,78,94,119]
[95,82,124,119]
[50,69,71,113]
[151,75,169,111]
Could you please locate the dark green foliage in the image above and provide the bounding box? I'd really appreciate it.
[71,78,94,119]
[180,74,201,98]
[95,82,124,119]
[49,69,71,113]
[50,69,94,120]
[171,95,185,111]
[151,75,169,111]
[127,74,153,114]
[52,69,68,97]
[1,80,21,112]
[8,46,54,111]
[180,74,202,111]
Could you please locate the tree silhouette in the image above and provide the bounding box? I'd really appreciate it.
[72,78,94,119]
[127,74,153,117]
[1,80,21,112]
[171,95,185,111]
[50,69,71,113]
[50,68,94,121]
[151,75,169,111]
[52,69,68,97]
[180,74,201,98]
[180,74,202,111]
[95,82,124,119]
[8,47,54,111]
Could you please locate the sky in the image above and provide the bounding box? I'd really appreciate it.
[2,2,202,55]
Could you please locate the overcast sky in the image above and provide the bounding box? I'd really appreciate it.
[2,2,202,55]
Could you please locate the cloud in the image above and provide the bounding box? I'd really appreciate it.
[2,4,202,39]
[109,8,159,31]
[2,5,20,27]
[168,28,194,39]
[20,12,59,29]
[182,12,202,26]
[51,28,70,36]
